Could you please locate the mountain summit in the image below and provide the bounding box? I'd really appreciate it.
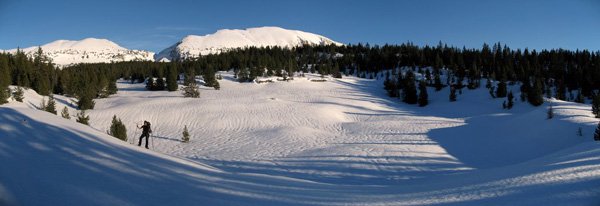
[155,26,342,61]
[5,38,154,67]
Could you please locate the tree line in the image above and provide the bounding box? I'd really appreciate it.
[2,42,600,110]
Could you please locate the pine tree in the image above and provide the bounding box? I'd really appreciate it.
[182,83,200,98]
[13,87,24,102]
[146,76,155,90]
[507,91,514,109]
[182,125,190,143]
[449,86,457,102]
[0,87,8,105]
[76,110,90,125]
[166,64,178,91]
[594,122,600,141]
[107,80,118,95]
[402,71,418,104]
[496,80,507,98]
[528,79,544,106]
[108,115,127,141]
[418,81,428,107]
[156,77,166,90]
[45,95,57,114]
[592,94,600,118]
[77,92,95,110]
[434,72,443,91]
[61,106,70,119]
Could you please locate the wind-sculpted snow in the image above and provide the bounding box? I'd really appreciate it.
[1,73,599,205]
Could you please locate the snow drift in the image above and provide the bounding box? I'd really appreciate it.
[1,74,600,205]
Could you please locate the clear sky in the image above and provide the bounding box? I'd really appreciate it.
[1,0,599,52]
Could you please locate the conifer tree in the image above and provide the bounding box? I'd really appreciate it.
[402,71,418,104]
[528,79,544,106]
[77,92,95,110]
[434,72,443,91]
[146,76,155,90]
[182,125,190,143]
[592,94,600,118]
[45,95,57,114]
[76,110,90,125]
[507,91,514,109]
[418,81,428,107]
[0,87,8,105]
[61,106,70,119]
[109,115,127,141]
[496,80,507,98]
[156,77,166,90]
[182,83,200,98]
[107,80,118,95]
[13,87,24,102]
[166,64,178,91]
[449,87,457,102]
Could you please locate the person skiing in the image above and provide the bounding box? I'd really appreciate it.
[137,121,152,149]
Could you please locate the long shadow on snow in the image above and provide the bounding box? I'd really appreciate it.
[0,107,364,206]
[331,79,593,169]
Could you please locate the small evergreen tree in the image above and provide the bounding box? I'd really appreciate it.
[13,87,24,102]
[507,91,514,109]
[76,110,90,125]
[547,104,554,119]
[402,71,418,104]
[155,77,166,90]
[449,87,457,102]
[496,80,507,98]
[45,95,57,114]
[108,115,127,141]
[182,83,200,98]
[182,125,190,143]
[0,87,8,105]
[434,72,443,91]
[107,80,118,95]
[61,106,70,119]
[418,81,428,107]
[592,94,600,118]
[527,79,543,106]
[146,76,155,90]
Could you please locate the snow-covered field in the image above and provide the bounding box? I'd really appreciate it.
[1,73,599,205]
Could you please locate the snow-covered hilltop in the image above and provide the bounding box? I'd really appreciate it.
[156,26,342,61]
[4,38,154,67]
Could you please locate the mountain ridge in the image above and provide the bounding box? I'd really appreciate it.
[155,26,342,61]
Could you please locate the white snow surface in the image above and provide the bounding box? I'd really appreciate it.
[1,73,600,205]
[156,27,342,60]
[3,38,154,67]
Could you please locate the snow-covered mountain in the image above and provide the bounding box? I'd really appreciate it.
[4,38,154,67]
[156,26,342,61]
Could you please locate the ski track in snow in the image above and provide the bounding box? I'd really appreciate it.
[88,73,472,184]
[2,72,600,205]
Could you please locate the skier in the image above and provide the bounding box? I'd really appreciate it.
[137,121,152,149]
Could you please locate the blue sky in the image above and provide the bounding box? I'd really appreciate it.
[1,0,599,52]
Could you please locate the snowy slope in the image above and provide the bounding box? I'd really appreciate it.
[1,74,600,205]
[156,27,342,60]
[3,38,154,67]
